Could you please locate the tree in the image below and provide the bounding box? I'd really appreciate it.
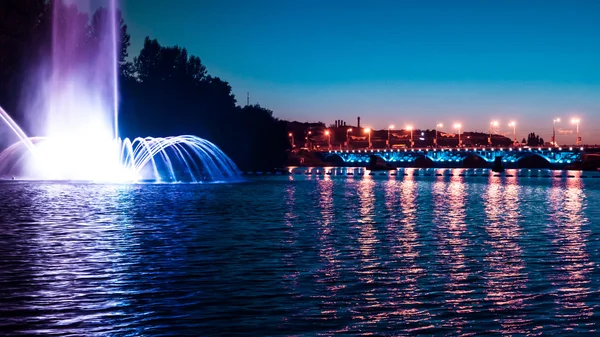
[0,1,289,170]
[121,36,289,170]
[527,132,545,146]
[0,0,47,120]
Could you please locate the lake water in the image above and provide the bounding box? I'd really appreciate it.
[1,168,599,336]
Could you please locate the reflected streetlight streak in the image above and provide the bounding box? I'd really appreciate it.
[316,179,343,319]
[281,184,300,292]
[547,177,593,330]
[382,172,432,329]
[431,171,473,333]
[483,175,530,334]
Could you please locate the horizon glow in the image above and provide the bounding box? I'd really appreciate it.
[118,0,600,144]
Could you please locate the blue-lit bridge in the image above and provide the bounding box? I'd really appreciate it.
[319,146,588,169]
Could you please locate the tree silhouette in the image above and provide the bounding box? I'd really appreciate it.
[0,1,288,170]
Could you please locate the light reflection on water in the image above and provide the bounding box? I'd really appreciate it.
[548,177,595,332]
[483,174,531,335]
[0,172,599,336]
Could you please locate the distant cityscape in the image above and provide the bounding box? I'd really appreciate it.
[287,116,585,150]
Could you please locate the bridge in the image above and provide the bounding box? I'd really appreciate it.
[319,146,589,169]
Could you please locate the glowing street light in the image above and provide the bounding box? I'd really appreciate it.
[325,130,331,149]
[552,118,560,146]
[387,124,394,148]
[305,129,312,149]
[489,120,498,146]
[406,125,414,148]
[508,121,516,144]
[288,132,295,148]
[346,128,353,149]
[364,128,372,149]
[435,123,443,147]
[572,118,581,145]
[454,123,462,147]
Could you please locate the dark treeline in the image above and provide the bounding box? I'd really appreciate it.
[0,0,288,170]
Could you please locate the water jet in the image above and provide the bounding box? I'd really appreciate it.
[0,1,240,183]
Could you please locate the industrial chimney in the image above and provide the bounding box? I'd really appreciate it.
[357,117,361,129]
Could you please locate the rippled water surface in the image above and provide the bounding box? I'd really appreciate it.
[1,168,600,336]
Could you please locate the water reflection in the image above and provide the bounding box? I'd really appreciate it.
[1,174,599,335]
[432,171,474,334]
[315,179,342,321]
[281,184,299,294]
[547,178,594,332]
[352,175,385,330]
[1,184,140,334]
[483,174,531,334]
[384,172,432,332]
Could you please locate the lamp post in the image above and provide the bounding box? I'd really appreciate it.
[305,130,312,149]
[346,128,352,149]
[508,121,516,145]
[435,123,442,147]
[387,124,394,148]
[364,128,371,149]
[572,118,581,145]
[454,123,462,147]
[489,120,498,146]
[288,132,294,148]
[325,130,331,149]
[406,125,414,148]
[552,118,560,146]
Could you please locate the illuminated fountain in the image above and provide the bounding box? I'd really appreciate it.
[0,1,240,182]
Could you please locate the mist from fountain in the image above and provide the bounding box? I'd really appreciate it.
[0,0,240,182]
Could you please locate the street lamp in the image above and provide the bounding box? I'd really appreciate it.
[305,130,312,149]
[346,128,353,149]
[552,118,560,146]
[454,123,462,147]
[364,128,372,149]
[571,118,581,145]
[508,121,516,144]
[406,125,414,148]
[288,132,294,148]
[325,130,331,149]
[489,120,498,146]
[435,123,443,147]
[388,124,394,148]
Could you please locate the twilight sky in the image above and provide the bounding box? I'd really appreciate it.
[115,0,599,144]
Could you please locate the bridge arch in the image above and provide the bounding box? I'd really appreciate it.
[323,152,346,164]
[463,153,492,168]
[414,155,434,168]
[517,152,552,168]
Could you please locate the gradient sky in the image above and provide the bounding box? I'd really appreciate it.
[113,0,599,144]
